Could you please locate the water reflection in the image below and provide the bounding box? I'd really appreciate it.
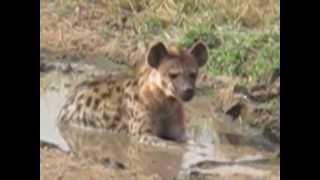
[40,70,279,179]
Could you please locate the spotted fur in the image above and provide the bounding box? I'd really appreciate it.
[57,40,208,145]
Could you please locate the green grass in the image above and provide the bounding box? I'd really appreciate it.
[41,0,280,84]
[179,24,279,83]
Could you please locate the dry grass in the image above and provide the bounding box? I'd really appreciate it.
[41,0,279,56]
[41,0,279,81]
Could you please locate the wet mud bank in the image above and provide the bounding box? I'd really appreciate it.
[40,57,279,180]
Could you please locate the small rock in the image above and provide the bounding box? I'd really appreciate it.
[100,158,126,170]
[40,140,62,150]
[225,101,245,120]
[62,63,73,73]
[40,62,54,72]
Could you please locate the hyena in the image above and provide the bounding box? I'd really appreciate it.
[57,40,208,145]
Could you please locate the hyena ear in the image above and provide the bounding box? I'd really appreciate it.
[189,40,208,67]
[147,42,168,68]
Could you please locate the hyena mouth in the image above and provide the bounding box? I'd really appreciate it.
[160,134,179,141]
[159,126,185,141]
[181,91,194,101]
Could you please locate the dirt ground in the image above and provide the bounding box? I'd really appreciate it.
[40,147,164,180]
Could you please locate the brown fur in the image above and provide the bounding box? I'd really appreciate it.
[57,40,208,145]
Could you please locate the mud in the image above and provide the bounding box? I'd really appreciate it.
[40,57,280,180]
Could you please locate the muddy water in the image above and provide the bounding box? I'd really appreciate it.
[40,61,279,180]
[40,89,69,150]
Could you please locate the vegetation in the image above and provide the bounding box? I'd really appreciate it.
[41,0,280,83]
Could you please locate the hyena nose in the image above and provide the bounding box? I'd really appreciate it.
[182,88,194,101]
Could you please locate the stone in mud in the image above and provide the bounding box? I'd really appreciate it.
[40,140,63,150]
[40,62,55,72]
[213,77,280,144]
[100,157,126,170]
[224,98,280,144]
[225,100,245,120]
[235,77,280,103]
[40,140,65,164]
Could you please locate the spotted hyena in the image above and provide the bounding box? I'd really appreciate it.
[57,40,208,145]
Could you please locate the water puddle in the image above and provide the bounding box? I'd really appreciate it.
[40,87,69,150]
[40,63,279,179]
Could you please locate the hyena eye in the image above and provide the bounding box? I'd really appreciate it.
[189,73,197,79]
[169,73,178,79]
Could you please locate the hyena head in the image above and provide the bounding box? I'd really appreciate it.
[147,40,208,101]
